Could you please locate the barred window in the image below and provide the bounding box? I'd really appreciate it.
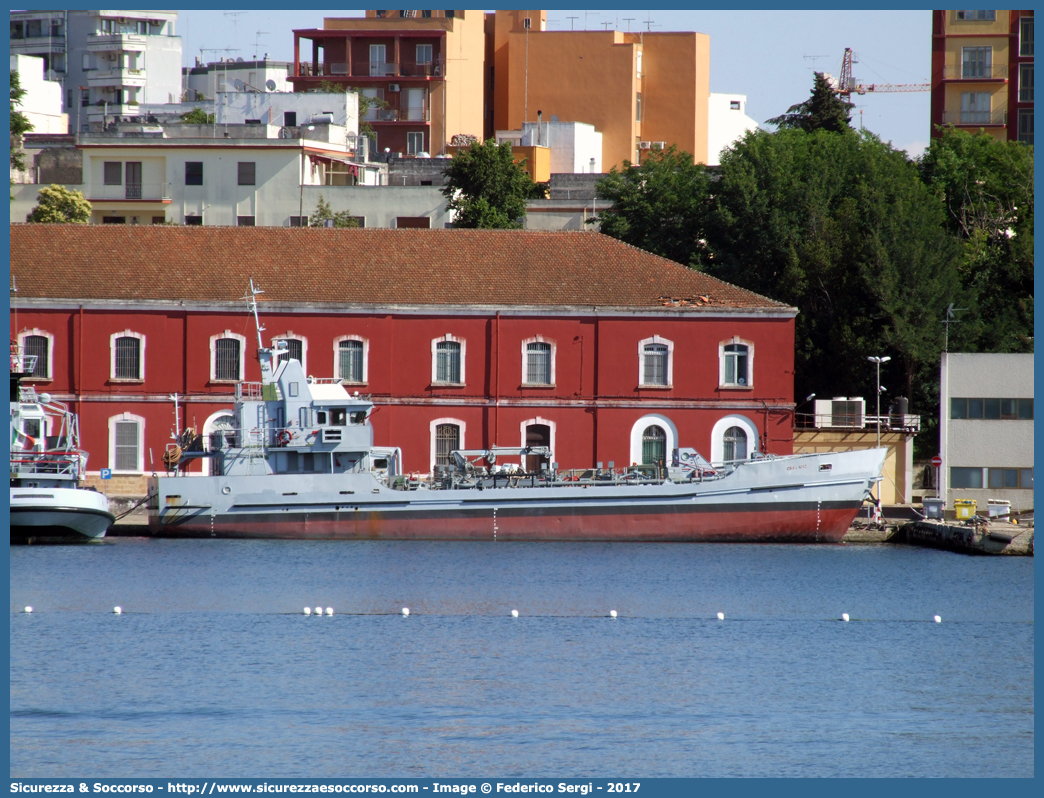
[22,334,50,379]
[723,426,748,462]
[643,344,668,386]
[214,338,241,381]
[436,341,461,383]
[114,336,141,379]
[115,420,139,471]
[641,425,666,466]
[339,339,364,383]
[435,423,460,467]
[275,338,303,370]
[525,342,552,385]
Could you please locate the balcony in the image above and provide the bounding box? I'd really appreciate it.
[943,64,1009,80]
[296,58,444,79]
[84,103,141,119]
[86,33,147,53]
[87,68,147,89]
[87,182,170,202]
[942,109,1008,126]
[365,101,430,123]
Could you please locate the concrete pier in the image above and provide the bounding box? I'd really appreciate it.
[897,519,1033,556]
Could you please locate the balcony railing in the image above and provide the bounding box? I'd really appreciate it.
[943,64,1009,80]
[86,33,148,51]
[87,68,147,87]
[795,412,921,434]
[88,182,170,201]
[942,109,1008,126]
[365,103,430,123]
[296,58,444,79]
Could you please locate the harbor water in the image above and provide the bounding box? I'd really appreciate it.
[9,539,1034,777]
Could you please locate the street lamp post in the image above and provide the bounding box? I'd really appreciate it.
[866,356,891,448]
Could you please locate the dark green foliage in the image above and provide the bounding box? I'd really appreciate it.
[309,192,359,228]
[179,107,215,124]
[26,184,91,223]
[594,146,711,267]
[10,70,33,171]
[708,129,961,422]
[919,127,1034,353]
[768,72,854,134]
[442,139,534,228]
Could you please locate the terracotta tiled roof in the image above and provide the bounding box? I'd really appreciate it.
[9,225,789,312]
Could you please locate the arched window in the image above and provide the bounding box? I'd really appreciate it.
[108,412,145,473]
[433,336,463,384]
[525,341,552,385]
[719,337,754,388]
[723,426,748,462]
[338,339,364,383]
[110,330,145,381]
[642,425,667,466]
[638,336,674,388]
[435,423,460,467]
[273,334,306,373]
[18,330,53,380]
[210,331,246,382]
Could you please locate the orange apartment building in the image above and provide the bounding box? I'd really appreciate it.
[289,10,711,168]
[488,10,711,169]
[931,9,1034,143]
[289,10,486,157]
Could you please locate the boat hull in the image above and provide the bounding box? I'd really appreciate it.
[147,450,884,543]
[10,488,114,544]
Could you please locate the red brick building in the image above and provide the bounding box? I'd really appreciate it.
[10,226,797,494]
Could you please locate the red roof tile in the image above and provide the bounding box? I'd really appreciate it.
[9,225,789,312]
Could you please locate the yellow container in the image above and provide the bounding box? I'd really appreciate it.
[954,499,977,520]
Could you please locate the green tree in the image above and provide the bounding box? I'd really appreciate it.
[309,192,359,227]
[768,72,854,134]
[26,184,92,223]
[179,107,215,124]
[919,127,1034,352]
[308,82,385,138]
[594,146,712,267]
[10,70,33,171]
[707,128,960,422]
[442,139,534,228]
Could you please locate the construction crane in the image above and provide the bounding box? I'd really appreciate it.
[836,48,930,98]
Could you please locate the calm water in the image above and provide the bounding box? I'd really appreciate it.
[9,539,1034,778]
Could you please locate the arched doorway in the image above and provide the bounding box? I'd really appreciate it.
[642,425,667,466]
[202,411,236,476]
[525,423,551,473]
[723,426,748,462]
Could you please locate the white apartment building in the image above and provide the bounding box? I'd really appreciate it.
[75,123,382,226]
[707,93,760,166]
[184,58,293,101]
[939,353,1034,511]
[10,54,68,135]
[10,9,181,133]
[496,120,603,174]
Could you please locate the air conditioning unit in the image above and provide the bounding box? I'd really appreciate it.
[387,83,400,92]
[814,397,866,429]
[638,141,652,149]
[651,141,666,150]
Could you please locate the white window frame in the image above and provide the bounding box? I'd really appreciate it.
[201,409,237,476]
[431,334,466,385]
[719,336,755,389]
[209,330,247,382]
[109,329,145,382]
[108,411,145,473]
[333,335,368,384]
[519,416,556,462]
[521,335,556,386]
[273,331,308,374]
[407,131,425,155]
[628,414,679,467]
[429,417,466,473]
[710,414,760,466]
[638,335,674,388]
[17,328,55,382]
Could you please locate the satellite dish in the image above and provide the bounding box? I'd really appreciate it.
[233,79,246,91]
[266,79,277,91]
[550,114,559,122]
[236,57,244,62]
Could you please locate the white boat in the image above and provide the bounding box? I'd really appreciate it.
[10,344,114,544]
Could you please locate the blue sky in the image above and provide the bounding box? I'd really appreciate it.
[178,9,932,157]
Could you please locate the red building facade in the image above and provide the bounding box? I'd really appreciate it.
[11,226,797,495]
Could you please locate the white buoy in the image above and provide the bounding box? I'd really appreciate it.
[24,606,32,614]
[842,613,850,622]
[402,607,410,616]
[717,612,725,621]
[314,606,322,616]
[934,615,942,623]
[113,606,122,614]
[609,610,618,618]
[325,607,334,616]
[511,609,519,618]
[303,607,312,615]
